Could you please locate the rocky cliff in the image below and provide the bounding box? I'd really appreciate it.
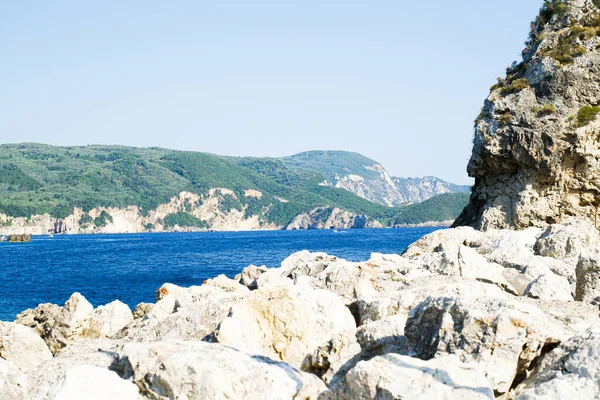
[285,207,383,230]
[0,189,387,235]
[455,0,600,230]
[281,150,470,206]
[0,190,276,235]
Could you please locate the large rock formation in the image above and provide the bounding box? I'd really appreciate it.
[455,0,600,230]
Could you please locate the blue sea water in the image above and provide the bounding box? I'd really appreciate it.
[0,227,442,321]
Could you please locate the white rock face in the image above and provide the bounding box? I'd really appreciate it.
[27,339,122,400]
[524,274,574,301]
[88,300,133,338]
[509,328,600,400]
[576,247,600,302]
[117,340,326,400]
[45,365,140,400]
[303,315,409,386]
[405,295,570,395]
[0,322,52,373]
[15,303,61,339]
[46,293,94,354]
[321,354,494,400]
[118,283,248,342]
[285,207,383,230]
[236,264,268,289]
[216,285,356,369]
[534,218,600,263]
[0,359,29,400]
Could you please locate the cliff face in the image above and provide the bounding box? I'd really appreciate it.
[328,167,470,207]
[285,207,383,230]
[455,0,600,230]
[0,190,278,235]
[327,163,405,207]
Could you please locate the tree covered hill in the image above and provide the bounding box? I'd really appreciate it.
[0,143,468,227]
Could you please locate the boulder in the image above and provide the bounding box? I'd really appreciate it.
[524,274,573,301]
[457,245,518,295]
[216,285,356,369]
[281,251,340,277]
[575,247,600,302]
[236,264,268,289]
[117,340,326,399]
[46,293,94,354]
[355,277,509,325]
[0,359,29,400]
[320,354,494,400]
[118,283,247,342]
[534,218,600,263]
[132,303,153,320]
[303,315,409,386]
[203,274,250,293]
[88,300,133,338]
[27,338,122,399]
[302,329,363,386]
[509,328,600,399]
[405,295,570,395]
[44,365,140,400]
[15,303,61,339]
[0,322,52,373]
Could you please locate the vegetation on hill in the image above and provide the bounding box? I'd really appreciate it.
[388,193,471,226]
[280,151,381,182]
[0,143,469,227]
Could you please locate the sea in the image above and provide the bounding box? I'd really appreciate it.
[0,227,443,321]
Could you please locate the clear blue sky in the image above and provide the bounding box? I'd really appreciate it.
[0,1,542,184]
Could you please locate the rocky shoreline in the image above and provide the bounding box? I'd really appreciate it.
[1,216,599,399]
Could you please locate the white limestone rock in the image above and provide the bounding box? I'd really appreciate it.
[320,354,494,400]
[27,338,121,400]
[132,303,153,320]
[15,303,61,339]
[405,295,570,395]
[458,245,518,295]
[236,264,268,289]
[118,283,247,342]
[0,358,29,400]
[44,365,140,400]
[216,285,356,369]
[509,328,600,400]
[302,329,363,386]
[46,293,94,354]
[575,247,600,302]
[524,274,573,301]
[0,322,52,373]
[355,277,509,325]
[534,217,600,263]
[303,315,409,386]
[280,250,341,279]
[117,340,326,400]
[88,300,133,338]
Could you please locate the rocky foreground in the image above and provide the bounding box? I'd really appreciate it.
[1,216,599,399]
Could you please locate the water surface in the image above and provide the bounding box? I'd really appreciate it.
[0,227,442,321]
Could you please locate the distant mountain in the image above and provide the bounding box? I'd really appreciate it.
[392,177,471,205]
[0,144,469,234]
[277,151,470,206]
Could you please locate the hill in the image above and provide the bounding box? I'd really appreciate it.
[274,151,470,206]
[0,143,468,233]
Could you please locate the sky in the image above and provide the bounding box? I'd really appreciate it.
[0,1,543,184]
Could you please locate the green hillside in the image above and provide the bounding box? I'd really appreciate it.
[389,193,471,225]
[281,151,381,182]
[0,143,468,227]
